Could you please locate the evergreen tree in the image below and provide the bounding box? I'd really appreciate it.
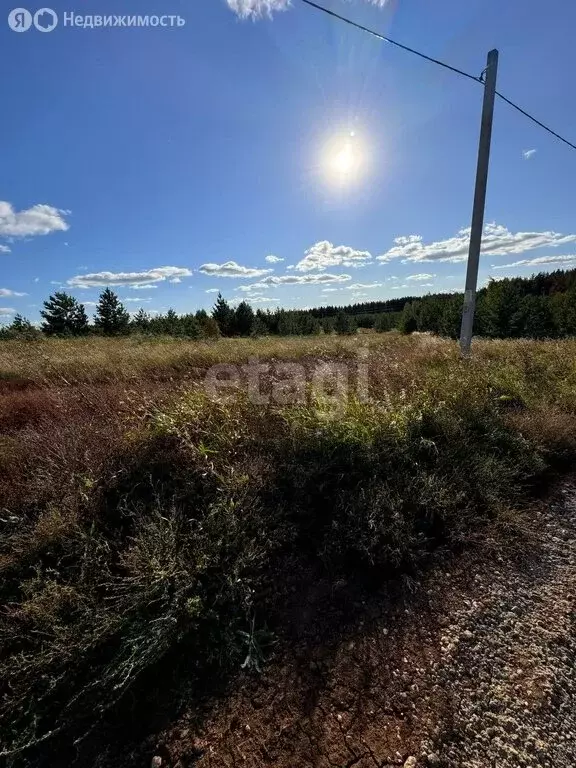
[512,295,555,339]
[298,312,321,335]
[0,314,40,340]
[94,288,130,336]
[195,311,220,338]
[438,296,463,338]
[11,314,36,333]
[74,303,90,335]
[321,316,336,334]
[334,311,356,335]
[41,292,89,336]
[551,290,576,337]
[179,313,201,338]
[161,308,180,335]
[251,314,269,336]
[233,301,255,336]
[211,293,234,336]
[398,303,417,335]
[132,308,151,333]
[277,311,300,336]
[482,279,524,338]
[374,312,394,332]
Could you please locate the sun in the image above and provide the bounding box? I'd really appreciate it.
[322,131,367,186]
[331,144,355,175]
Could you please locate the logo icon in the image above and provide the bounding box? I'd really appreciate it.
[8,8,32,31]
[34,7,57,31]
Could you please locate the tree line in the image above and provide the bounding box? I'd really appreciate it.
[399,269,576,339]
[1,268,575,340]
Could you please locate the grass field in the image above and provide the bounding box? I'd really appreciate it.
[1,332,576,765]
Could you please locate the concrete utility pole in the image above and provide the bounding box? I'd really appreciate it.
[459,48,499,357]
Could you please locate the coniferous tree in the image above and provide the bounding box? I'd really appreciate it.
[233,301,255,336]
[73,303,90,335]
[132,308,151,333]
[94,288,130,336]
[11,314,36,333]
[374,312,394,332]
[251,314,269,336]
[211,293,234,336]
[161,308,179,335]
[41,292,89,336]
[334,311,356,336]
[0,314,40,340]
[179,313,201,338]
[195,310,220,338]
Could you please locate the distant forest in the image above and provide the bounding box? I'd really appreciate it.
[2,268,576,340]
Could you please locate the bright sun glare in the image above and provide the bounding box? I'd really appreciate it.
[322,131,366,186]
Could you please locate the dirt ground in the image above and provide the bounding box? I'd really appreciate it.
[140,481,576,768]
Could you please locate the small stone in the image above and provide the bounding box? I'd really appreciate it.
[404,758,418,768]
[426,755,441,766]
[151,758,162,768]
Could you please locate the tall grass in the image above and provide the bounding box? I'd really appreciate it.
[0,333,575,765]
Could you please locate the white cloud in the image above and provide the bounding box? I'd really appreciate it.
[123,297,153,303]
[225,0,290,18]
[245,296,278,303]
[295,241,372,272]
[131,284,158,290]
[67,266,192,289]
[258,273,351,286]
[169,277,182,284]
[226,0,387,17]
[265,254,284,263]
[523,149,537,160]
[236,282,268,292]
[33,277,40,283]
[0,288,27,297]
[205,288,220,293]
[82,301,98,307]
[405,273,436,282]
[378,223,576,263]
[321,287,343,293]
[0,244,11,253]
[491,255,576,269]
[0,201,69,238]
[198,261,273,279]
[0,307,15,316]
[347,282,382,290]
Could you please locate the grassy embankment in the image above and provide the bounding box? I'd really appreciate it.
[1,333,575,764]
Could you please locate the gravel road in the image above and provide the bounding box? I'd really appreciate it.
[429,482,576,767]
[153,481,576,768]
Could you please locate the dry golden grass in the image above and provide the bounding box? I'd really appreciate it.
[1,331,575,765]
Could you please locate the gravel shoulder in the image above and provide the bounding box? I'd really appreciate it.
[150,480,576,768]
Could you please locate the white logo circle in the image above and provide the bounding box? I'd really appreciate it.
[33,7,57,32]
[8,8,32,32]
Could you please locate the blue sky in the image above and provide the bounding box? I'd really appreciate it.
[2,0,576,322]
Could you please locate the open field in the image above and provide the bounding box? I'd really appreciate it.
[1,333,576,766]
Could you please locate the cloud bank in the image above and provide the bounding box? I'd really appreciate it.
[68,266,192,289]
[378,224,576,263]
[199,261,273,278]
[0,201,69,238]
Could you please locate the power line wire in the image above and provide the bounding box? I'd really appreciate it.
[299,0,481,83]
[299,0,576,153]
[494,91,576,151]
